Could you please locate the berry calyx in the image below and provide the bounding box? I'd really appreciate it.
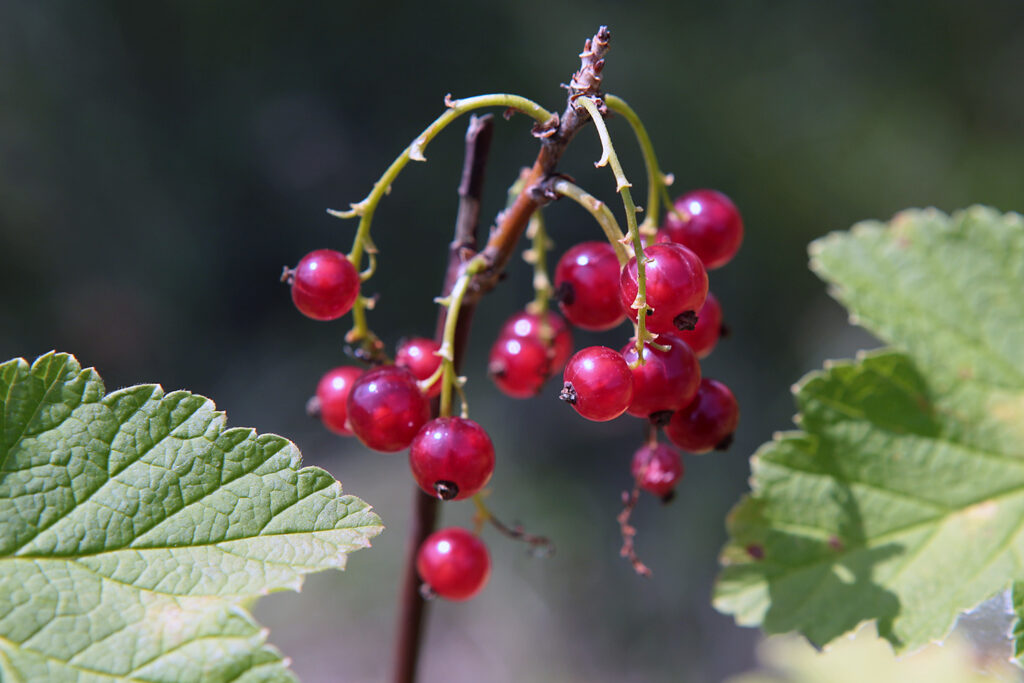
[498,310,574,373]
[416,527,491,601]
[346,365,430,452]
[677,292,723,359]
[409,417,495,501]
[288,249,360,321]
[664,378,739,453]
[554,241,626,331]
[560,346,634,422]
[631,442,684,500]
[315,366,364,436]
[659,189,743,270]
[396,337,443,398]
[620,335,701,418]
[489,334,551,399]
[619,242,708,335]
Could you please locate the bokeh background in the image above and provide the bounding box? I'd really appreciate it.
[3,2,1024,681]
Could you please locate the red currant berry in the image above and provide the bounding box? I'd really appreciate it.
[659,189,743,269]
[396,337,443,398]
[664,378,739,453]
[416,527,490,601]
[619,335,701,418]
[409,417,495,501]
[631,443,684,500]
[554,241,626,331]
[619,242,708,335]
[677,292,723,359]
[315,366,363,436]
[289,249,360,321]
[560,346,634,422]
[498,310,573,372]
[346,366,430,452]
[489,334,550,399]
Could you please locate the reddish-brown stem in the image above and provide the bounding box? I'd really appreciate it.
[392,114,494,683]
[391,26,612,682]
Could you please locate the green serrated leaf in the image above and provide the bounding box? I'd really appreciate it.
[714,206,1024,654]
[0,352,383,682]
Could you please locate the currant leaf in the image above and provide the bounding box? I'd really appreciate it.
[715,206,1024,654]
[0,352,383,683]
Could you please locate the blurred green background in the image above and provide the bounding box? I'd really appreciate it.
[2,2,1023,681]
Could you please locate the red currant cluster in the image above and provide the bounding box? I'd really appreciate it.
[490,189,741,503]
[283,188,742,597]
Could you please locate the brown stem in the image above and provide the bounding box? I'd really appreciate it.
[392,114,494,683]
[618,480,653,577]
[391,26,613,682]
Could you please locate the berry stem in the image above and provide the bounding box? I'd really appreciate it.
[551,178,629,264]
[574,95,654,360]
[331,94,554,349]
[524,210,554,315]
[472,494,554,555]
[603,94,674,237]
[435,258,484,418]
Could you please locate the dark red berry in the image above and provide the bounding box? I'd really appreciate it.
[554,241,626,331]
[316,366,364,436]
[619,243,708,335]
[659,189,743,269]
[346,366,430,452]
[396,337,443,398]
[289,249,360,321]
[677,292,723,359]
[417,527,491,601]
[498,310,574,372]
[631,443,684,499]
[664,378,739,453]
[620,335,701,418]
[489,334,550,399]
[410,417,495,501]
[560,346,634,422]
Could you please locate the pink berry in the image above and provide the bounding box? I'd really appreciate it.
[554,241,626,331]
[289,249,360,320]
[619,335,701,418]
[489,334,551,399]
[677,292,723,359]
[498,310,574,372]
[664,379,739,453]
[346,366,430,452]
[315,366,364,436]
[631,443,684,499]
[659,189,743,269]
[417,527,491,601]
[619,242,708,335]
[396,337,443,398]
[560,346,634,422]
[409,417,495,501]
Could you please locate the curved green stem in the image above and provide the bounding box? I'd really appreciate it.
[524,210,554,314]
[604,94,674,236]
[435,257,486,417]
[551,179,628,263]
[332,94,554,346]
[575,96,653,360]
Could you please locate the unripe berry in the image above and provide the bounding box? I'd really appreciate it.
[409,417,495,501]
[289,249,360,320]
[346,366,430,452]
[417,527,491,601]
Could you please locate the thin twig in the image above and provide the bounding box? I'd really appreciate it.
[618,480,652,577]
[392,114,494,683]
